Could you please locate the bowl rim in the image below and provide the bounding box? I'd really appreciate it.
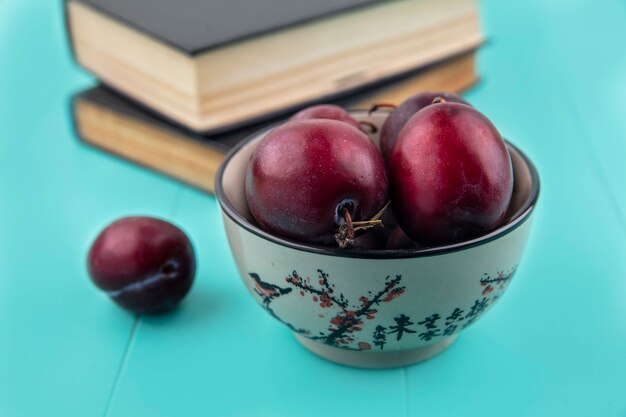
[215,123,540,259]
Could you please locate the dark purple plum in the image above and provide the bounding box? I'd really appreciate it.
[290,104,361,130]
[389,102,513,245]
[351,231,387,250]
[246,119,388,246]
[88,216,196,314]
[380,91,469,158]
[385,227,420,250]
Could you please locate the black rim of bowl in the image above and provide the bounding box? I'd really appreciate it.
[215,127,540,259]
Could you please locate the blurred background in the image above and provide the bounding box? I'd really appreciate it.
[1,0,625,416]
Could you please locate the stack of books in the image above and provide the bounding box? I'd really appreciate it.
[66,0,483,193]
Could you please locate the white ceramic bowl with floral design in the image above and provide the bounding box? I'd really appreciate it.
[215,110,539,368]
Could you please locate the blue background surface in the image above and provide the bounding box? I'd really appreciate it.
[1,1,626,416]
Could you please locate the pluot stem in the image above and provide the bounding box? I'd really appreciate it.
[334,201,391,248]
[358,120,378,134]
[367,103,398,116]
[432,97,447,104]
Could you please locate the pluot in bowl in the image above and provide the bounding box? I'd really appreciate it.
[215,110,539,368]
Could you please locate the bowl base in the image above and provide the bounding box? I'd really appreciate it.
[294,334,458,368]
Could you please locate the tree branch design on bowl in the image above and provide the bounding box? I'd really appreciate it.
[249,270,406,351]
[249,272,309,335]
[247,266,517,352]
[480,267,516,298]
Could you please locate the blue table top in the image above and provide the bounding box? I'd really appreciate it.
[1,1,626,416]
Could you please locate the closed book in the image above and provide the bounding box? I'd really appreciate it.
[72,51,476,193]
[66,0,482,133]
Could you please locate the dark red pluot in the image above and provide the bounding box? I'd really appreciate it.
[380,92,469,158]
[385,227,420,250]
[389,102,513,244]
[351,232,387,250]
[88,217,196,314]
[290,104,361,130]
[246,119,388,245]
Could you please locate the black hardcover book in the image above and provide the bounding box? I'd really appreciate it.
[66,0,482,133]
[76,0,379,54]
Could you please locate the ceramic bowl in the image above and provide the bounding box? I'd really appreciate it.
[215,110,539,368]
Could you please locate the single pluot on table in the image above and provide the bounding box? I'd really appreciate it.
[88,216,196,314]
